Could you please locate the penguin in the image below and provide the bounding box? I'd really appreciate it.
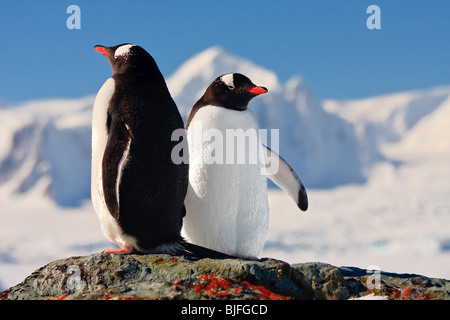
[183,73,308,258]
[92,43,233,259]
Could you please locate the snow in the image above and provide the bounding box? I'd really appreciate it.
[349,293,390,300]
[0,97,94,207]
[1,46,450,291]
[265,158,450,279]
[0,187,108,289]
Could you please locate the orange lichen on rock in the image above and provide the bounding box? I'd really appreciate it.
[192,274,290,300]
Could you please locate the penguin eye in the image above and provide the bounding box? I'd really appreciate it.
[227,85,235,90]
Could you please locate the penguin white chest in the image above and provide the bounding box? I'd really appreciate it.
[183,106,269,258]
[91,78,115,211]
[91,78,129,246]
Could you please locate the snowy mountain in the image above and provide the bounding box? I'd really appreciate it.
[323,85,450,159]
[0,46,449,205]
[0,97,94,206]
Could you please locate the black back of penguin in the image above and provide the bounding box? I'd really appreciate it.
[95,44,188,251]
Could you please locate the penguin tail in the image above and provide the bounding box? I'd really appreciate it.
[179,242,237,260]
[144,240,236,259]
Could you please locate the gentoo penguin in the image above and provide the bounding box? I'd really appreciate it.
[183,73,308,258]
[92,43,232,258]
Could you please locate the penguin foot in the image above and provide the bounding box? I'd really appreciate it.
[104,245,134,255]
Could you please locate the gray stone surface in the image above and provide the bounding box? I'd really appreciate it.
[1,253,449,300]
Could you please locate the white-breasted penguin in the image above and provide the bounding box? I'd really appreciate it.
[183,73,308,258]
[92,43,233,258]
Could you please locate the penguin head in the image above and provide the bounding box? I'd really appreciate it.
[206,73,268,111]
[94,43,160,77]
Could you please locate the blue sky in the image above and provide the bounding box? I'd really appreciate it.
[0,0,449,103]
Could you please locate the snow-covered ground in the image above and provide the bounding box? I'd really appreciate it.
[0,191,104,290]
[266,158,450,280]
[1,47,449,291]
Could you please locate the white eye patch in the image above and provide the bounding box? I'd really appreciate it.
[114,44,135,58]
[220,74,235,90]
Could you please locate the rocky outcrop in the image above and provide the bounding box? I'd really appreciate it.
[1,253,449,300]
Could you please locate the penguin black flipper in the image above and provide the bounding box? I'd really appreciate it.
[102,112,131,220]
[262,144,308,211]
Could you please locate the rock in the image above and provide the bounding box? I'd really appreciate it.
[1,253,449,300]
